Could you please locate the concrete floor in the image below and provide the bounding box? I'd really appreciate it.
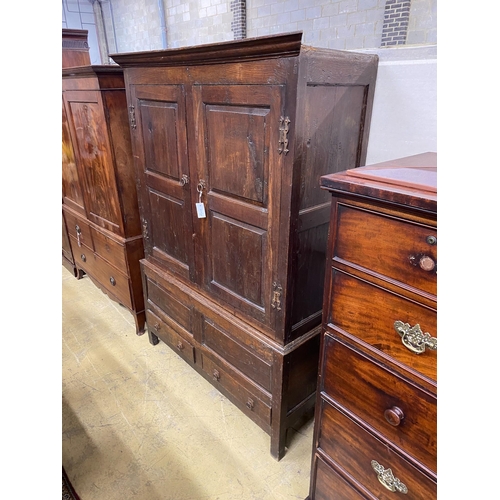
[62,266,314,500]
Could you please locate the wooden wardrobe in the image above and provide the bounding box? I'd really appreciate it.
[111,31,378,459]
[62,63,146,335]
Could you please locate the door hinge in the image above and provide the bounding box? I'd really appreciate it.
[278,116,290,155]
[129,105,137,129]
[271,282,283,311]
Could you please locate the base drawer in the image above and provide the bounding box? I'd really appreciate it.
[91,254,132,309]
[201,353,271,428]
[146,309,195,364]
[317,398,436,499]
[91,227,127,271]
[322,334,436,472]
[311,455,367,500]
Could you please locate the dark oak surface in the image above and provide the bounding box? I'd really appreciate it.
[308,153,437,499]
[113,32,378,459]
[62,65,146,334]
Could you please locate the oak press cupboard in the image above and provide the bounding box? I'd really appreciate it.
[307,153,437,498]
[111,31,379,459]
[62,64,146,335]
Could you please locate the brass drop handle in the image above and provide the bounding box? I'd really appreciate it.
[179,174,189,186]
[176,341,184,351]
[212,369,220,381]
[384,406,404,426]
[371,460,408,494]
[246,398,254,410]
[110,277,116,286]
[394,321,437,354]
[75,225,82,247]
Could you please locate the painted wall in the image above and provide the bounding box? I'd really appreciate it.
[62,0,437,165]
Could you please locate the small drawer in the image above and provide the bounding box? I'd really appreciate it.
[64,210,93,251]
[317,399,437,499]
[91,228,127,272]
[146,277,192,333]
[201,354,271,427]
[334,203,436,295]
[72,246,95,274]
[201,317,272,392]
[329,269,437,382]
[322,334,436,473]
[311,456,367,500]
[146,309,195,364]
[92,254,132,309]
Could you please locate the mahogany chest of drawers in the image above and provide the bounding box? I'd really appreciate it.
[307,153,437,499]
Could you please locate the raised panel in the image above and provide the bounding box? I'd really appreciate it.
[211,213,265,308]
[206,104,269,205]
[65,92,122,232]
[62,102,85,214]
[140,100,180,179]
[149,188,190,271]
[300,84,367,211]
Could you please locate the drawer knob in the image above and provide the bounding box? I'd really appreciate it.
[80,254,86,262]
[154,322,161,331]
[394,320,437,354]
[212,369,220,381]
[176,341,184,351]
[409,254,436,272]
[426,235,437,245]
[384,406,405,426]
[110,277,116,286]
[371,460,408,494]
[246,398,254,410]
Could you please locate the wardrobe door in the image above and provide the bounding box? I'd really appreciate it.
[130,84,195,282]
[64,90,123,235]
[191,84,286,332]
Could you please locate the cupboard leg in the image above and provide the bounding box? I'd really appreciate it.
[148,329,159,346]
[270,426,287,461]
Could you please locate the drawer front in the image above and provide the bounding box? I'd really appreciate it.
[201,354,271,427]
[146,309,195,364]
[91,228,127,273]
[329,269,437,382]
[322,334,436,472]
[91,254,132,309]
[201,317,272,392]
[71,243,95,274]
[146,277,192,333]
[64,210,94,251]
[335,204,436,295]
[317,399,437,499]
[311,456,367,500]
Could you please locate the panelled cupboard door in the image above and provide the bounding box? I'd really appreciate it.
[192,84,285,330]
[64,90,123,235]
[130,85,195,282]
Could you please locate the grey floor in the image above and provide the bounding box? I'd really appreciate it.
[62,266,314,499]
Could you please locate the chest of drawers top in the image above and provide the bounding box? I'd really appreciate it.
[320,152,437,214]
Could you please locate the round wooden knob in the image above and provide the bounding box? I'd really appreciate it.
[419,255,435,271]
[384,406,404,426]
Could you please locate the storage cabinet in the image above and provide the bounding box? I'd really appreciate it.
[62,65,146,334]
[111,31,378,459]
[307,153,437,498]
